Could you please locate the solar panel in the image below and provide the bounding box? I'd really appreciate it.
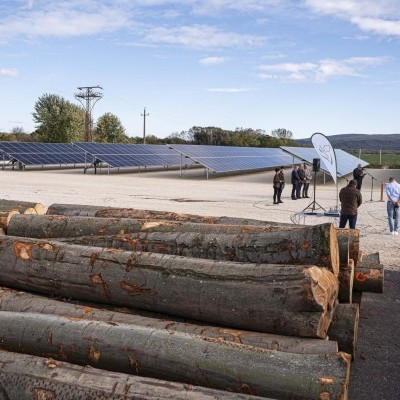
[167,144,297,173]
[72,142,182,168]
[0,142,88,166]
[280,146,369,177]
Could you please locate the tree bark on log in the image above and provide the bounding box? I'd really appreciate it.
[0,236,338,338]
[0,199,45,214]
[8,214,304,237]
[0,350,265,400]
[338,259,354,304]
[327,303,359,360]
[0,286,338,355]
[0,312,351,400]
[9,215,339,275]
[353,252,384,293]
[0,210,19,232]
[46,203,296,226]
[335,229,360,266]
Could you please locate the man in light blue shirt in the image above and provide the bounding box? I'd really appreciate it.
[385,177,400,234]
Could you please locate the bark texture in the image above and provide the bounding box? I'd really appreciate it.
[353,252,384,293]
[0,350,265,400]
[12,215,340,275]
[46,203,295,226]
[0,286,338,355]
[8,214,304,238]
[0,236,338,338]
[0,312,351,400]
[338,259,354,304]
[327,303,360,360]
[0,199,45,214]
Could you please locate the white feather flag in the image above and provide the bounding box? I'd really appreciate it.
[311,132,338,184]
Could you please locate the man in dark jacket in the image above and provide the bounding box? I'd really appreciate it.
[291,165,300,200]
[353,164,366,190]
[339,179,362,229]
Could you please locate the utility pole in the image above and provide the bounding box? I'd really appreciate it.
[75,86,103,142]
[141,107,149,144]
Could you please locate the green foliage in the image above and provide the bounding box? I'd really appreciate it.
[32,94,85,143]
[95,112,128,143]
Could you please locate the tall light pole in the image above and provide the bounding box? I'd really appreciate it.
[141,107,149,144]
[75,86,103,142]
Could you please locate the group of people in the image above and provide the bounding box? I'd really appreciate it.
[271,162,400,235]
[290,163,312,200]
[272,163,313,204]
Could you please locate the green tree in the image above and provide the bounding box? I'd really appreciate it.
[32,94,85,143]
[95,113,128,143]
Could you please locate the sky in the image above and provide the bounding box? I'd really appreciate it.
[0,0,400,140]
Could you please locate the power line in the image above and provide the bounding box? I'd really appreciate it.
[75,85,103,142]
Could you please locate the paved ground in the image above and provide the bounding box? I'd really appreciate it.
[348,269,400,399]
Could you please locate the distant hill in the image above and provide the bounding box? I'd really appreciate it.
[295,134,400,152]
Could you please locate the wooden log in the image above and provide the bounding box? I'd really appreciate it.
[338,259,354,304]
[0,210,19,232]
[0,312,351,399]
[0,286,338,355]
[0,199,45,214]
[8,214,304,237]
[327,303,359,360]
[335,228,360,266]
[46,203,296,226]
[0,350,265,400]
[0,236,338,338]
[353,252,384,293]
[8,215,339,275]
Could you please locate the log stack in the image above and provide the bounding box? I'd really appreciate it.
[0,202,385,399]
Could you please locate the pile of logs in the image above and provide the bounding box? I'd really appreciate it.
[0,201,385,400]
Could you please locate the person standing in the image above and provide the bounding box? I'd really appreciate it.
[339,179,362,229]
[277,166,285,203]
[272,167,281,204]
[291,165,300,200]
[353,164,366,190]
[296,164,305,199]
[302,164,312,198]
[385,177,400,235]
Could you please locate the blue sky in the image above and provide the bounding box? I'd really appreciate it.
[1,0,399,139]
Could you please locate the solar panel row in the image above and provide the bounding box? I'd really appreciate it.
[0,141,367,178]
[280,146,368,177]
[72,142,182,168]
[168,144,296,173]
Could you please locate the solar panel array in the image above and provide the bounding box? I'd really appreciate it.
[0,142,87,166]
[167,144,296,173]
[280,146,369,177]
[72,142,182,168]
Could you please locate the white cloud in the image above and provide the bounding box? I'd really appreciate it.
[304,0,400,36]
[257,56,388,82]
[144,25,265,49]
[0,68,18,77]
[199,56,229,65]
[0,1,132,41]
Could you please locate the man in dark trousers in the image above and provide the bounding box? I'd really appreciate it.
[353,164,366,190]
[291,165,300,200]
[339,179,362,229]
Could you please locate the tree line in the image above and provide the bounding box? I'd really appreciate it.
[1,93,299,148]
